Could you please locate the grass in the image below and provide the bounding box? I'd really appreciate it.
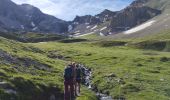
[76,87,97,100]
[31,35,170,100]
[0,37,65,100]
[0,29,170,100]
[0,32,66,43]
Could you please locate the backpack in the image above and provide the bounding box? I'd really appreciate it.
[81,67,86,76]
[76,67,82,78]
[64,66,73,80]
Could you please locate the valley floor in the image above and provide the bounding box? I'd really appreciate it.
[0,33,170,100]
[32,37,170,100]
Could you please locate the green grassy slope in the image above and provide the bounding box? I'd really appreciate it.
[31,36,170,100]
[145,0,170,11]
[0,36,97,100]
[0,32,66,43]
[0,36,65,100]
[1,28,170,100]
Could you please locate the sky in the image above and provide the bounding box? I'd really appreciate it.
[11,0,134,21]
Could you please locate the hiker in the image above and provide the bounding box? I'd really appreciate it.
[64,63,76,100]
[75,64,83,96]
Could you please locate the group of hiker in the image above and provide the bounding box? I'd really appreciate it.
[64,62,91,100]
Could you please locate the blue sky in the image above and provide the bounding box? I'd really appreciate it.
[11,0,134,21]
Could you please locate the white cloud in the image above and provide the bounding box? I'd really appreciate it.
[11,0,133,21]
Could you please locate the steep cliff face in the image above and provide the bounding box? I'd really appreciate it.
[112,0,170,39]
[110,6,161,32]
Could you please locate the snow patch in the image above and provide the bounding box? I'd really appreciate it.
[95,16,99,19]
[100,27,107,31]
[105,15,109,17]
[91,25,97,30]
[124,20,156,34]
[103,18,107,22]
[74,32,94,37]
[99,32,105,36]
[85,23,89,25]
[68,25,73,31]
[74,22,79,25]
[94,29,98,32]
[75,30,80,33]
[20,25,24,29]
[32,27,38,31]
[74,33,81,36]
[86,26,90,29]
[31,22,35,27]
[108,32,112,35]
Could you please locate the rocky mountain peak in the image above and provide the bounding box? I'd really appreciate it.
[130,0,148,6]
[100,9,114,15]
[20,4,40,12]
[0,0,68,33]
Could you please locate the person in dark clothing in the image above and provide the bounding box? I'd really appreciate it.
[64,63,75,100]
[71,62,77,97]
[75,64,82,96]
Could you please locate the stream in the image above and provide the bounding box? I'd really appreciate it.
[82,67,113,100]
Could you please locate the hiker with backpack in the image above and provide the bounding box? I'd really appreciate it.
[64,63,76,100]
[71,62,77,97]
[75,64,83,96]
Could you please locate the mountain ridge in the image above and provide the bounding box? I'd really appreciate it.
[69,0,161,37]
[0,0,168,40]
[0,0,68,34]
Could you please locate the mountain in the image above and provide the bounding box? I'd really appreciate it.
[0,0,68,33]
[69,0,161,37]
[0,0,168,39]
[111,0,170,39]
[144,0,170,11]
[69,9,117,36]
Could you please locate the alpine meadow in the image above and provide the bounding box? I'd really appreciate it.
[0,0,170,100]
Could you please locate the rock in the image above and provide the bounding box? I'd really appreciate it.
[160,78,165,81]
[107,73,117,78]
[4,89,17,94]
[0,81,11,89]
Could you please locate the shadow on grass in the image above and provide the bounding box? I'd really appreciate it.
[59,38,88,43]
[93,41,127,47]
